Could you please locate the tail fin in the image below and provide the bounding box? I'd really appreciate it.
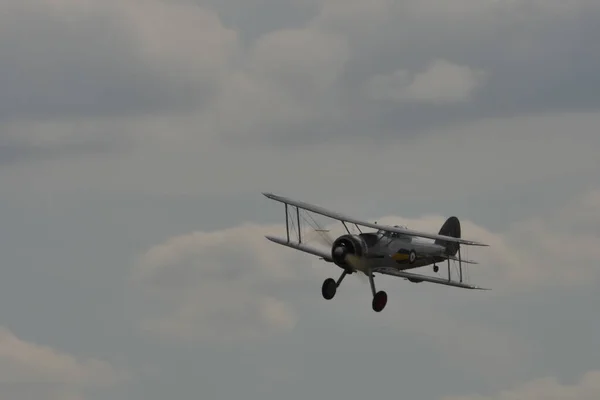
[435,216,461,256]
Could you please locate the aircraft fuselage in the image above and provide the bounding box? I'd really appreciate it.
[357,230,447,270]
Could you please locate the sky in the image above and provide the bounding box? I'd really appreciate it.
[1,0,600,399]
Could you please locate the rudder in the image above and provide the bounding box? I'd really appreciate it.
[435,216,461,256]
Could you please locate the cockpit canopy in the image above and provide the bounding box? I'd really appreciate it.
[377,225,412,241]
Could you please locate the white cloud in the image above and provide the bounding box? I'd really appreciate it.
[374,187,600,290]
[212,25,349,140]
[119,0,238,83]
[129,217,526,369]
[131,223,325,342]
[495,191,600,287]
[130,188,600,352]
[0,326,125,399]
[128,217,527,374]
[442,370,600,400]
[366,59,487,103]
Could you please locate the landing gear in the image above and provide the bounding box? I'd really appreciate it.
[321,268,387,312]
[321,270,348,300]
[367,268,387,312]
[433,265,439,273]
[372,290,387,312]
[321,278,337,299]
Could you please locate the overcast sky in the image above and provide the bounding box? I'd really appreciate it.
[1,0,600,399]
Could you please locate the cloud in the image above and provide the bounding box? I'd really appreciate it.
[0,0,238,165]
[131,223,325,342]
[129,217,528,370]
[1,0,599,170]
[3,0,598,149]
[0,326,125,399]
[213,25,349,143]
[5,108,598,205]
[0,0,237,122]
[494,190,600,288]
[374,187,600,290]
[130,188,600,353]
[442,369,600,400]
[365,59,488,104]
[204,0,600,141]
[1,1,599,399]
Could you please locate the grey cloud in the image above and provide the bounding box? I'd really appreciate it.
[4,0,599,149]
[0,2,154,120]
[192,0,321,43]
[0,140,113,166]
[0,117,132,166]
[331,0,600,138]
[1,2,600,399]
[0,0,235,122]
[0,0,236,163]
[212,0,600,143]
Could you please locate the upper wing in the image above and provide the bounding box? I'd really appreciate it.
[265,235,333,262]
[263,192,488,247]
[373,266,490,290]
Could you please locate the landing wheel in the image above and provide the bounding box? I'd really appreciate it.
[321,278,337,300]
[433,265,439,273]
[372,290,387,312]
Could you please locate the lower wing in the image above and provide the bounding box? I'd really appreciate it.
[265,235,489,290]
[265,235,333,261]
[373,267,489,290]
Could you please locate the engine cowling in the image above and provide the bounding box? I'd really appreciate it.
[331,234,368,270]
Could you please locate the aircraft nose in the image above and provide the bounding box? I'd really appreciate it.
[333,246,346,259]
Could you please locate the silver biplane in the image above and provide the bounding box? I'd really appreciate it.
[263,192,490,312]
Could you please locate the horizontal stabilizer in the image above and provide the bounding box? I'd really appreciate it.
[445,254,478,264]
[265,236,333,262]
[373,267,489,290]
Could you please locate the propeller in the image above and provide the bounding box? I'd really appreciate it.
[309,229,369,283]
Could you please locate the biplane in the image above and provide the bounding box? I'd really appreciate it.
[263,192,490,312]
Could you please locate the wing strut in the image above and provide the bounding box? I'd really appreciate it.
[285,203,290,242]
[446,246,464,283]
[281,200,311,245]
[342,221,351,234]
[459,247,463,282]
[446,246,463,283]
[297,206,302,243]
